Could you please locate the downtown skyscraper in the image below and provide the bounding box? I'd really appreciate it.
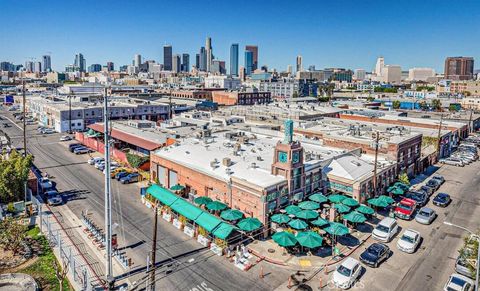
[230,43,239,76]
[199,47,207,71]
[74,53,86,72]
[182,53,190,72]
[206,37,212,72]
[245,50,253,75]
[42,55,51,72]
[163,45,173,71]
[245,45,258,71]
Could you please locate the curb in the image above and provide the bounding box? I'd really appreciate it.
[248,247,288,266]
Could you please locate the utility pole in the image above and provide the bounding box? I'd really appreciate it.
[372,131,380,197]
[436,113,444,160]
[68,95,72,134]
[103,88,114,289]
[468,108,474,134]
[22,71,27,156]
[150,205,158,291]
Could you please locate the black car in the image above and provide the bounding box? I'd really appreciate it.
[3,123,11,128]
[426,179,441,191]
[404,191,428,207]
[433,193,451,207]
[68,143,83,152]
[420,185,434,196]
[359,243,391,268]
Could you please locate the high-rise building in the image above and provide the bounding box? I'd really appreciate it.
[382,65,402,83]
[245,50,253,75]
[296,55,303,72]
[33,62,42,73]
[106,62,114,72]
[182,53,190,72]
[199,47,207,71]
[230,43,239,76]
[444,57,474,80]
[206,37,212,72]
[25,61,34,72]
[42,55,51,72]
[239,66,246,81]
[195,54,200,69]
[408,68,435,81]
[0,62,15,72]
[354,69,366,81]
[287,65,293,75]
[134,54,142,67]
[163,45,173,71]
[374,57,385,76]
[74,53,86,72]
[245,45,258,71]
[88,64,102,72]
[172,54,181,73]
[211,60,226,75]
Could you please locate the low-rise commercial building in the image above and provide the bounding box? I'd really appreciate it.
[211,90,271,106]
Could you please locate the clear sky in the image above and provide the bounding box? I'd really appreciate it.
[1,0,478,72]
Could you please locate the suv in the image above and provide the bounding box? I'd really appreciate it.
[394,198,417,220]
[404,191,428,207]
[69,143,83,152]
[439,157,464,167]
[372,217,399,242]
[119,173,140,184]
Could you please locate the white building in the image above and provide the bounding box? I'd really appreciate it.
[382,65,402,84]
[408,68,436,82]
[204,75,241,90]
[354,69,366,81]
[375,57,384,76]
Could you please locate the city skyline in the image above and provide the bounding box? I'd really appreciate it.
[1,0,479,72]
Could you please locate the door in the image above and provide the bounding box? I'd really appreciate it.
[157,165,166,186]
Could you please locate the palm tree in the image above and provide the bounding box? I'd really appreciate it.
[431,99,442,111]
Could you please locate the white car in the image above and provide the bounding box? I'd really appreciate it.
[439,158,464,167]
[372,217,399,242]
[88,157,104,165]
[396,229,421,254]
[443,273,474,291]
[60,135,72,141]
[332,257,362,289]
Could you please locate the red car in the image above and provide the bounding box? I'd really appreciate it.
[394,198,417,220]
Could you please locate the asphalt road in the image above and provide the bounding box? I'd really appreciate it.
[0,108,290,291]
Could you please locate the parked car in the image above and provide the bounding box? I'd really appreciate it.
[415,207,436,224]
[404,191,428,207]
[420,185,434,196]
[3,123,11,128]
[73,146,90,154]
[119,173,140,184]
[332,257,362,289]
[88,157,104,165]
[41,128,55,134]
[39,177,53,192]
[443,273,474,291]
[426,178,442,191]
[431,175,445,185]
[396,229,421,254]
[451,154,473,165]
[394,198,417,220]
[45,190,62,206]
[433,193,451,207]
[60,135,72,141]
[359,243,391,268]
[69,143,83,152]
[115,171,131,180]
[372,217,399,242]
[439,157,464,167]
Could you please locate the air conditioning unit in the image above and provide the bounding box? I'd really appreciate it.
[222,157,232,167]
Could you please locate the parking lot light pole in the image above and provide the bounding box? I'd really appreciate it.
[443,221,479,291]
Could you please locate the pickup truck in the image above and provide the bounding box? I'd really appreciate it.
[394,198,417,220]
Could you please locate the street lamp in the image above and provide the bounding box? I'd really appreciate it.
[444,221,479,291]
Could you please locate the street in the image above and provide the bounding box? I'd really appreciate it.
[0,108,291,291]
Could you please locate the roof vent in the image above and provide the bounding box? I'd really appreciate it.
[222,158,232,167]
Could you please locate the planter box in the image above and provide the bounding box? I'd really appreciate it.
[162,212,171,222]
[197,234,210,247]
[183,226,194,238]
[172,219,182,230]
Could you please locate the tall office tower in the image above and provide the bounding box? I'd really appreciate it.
[42,55,51,72]
[74,53,86,72]
[163,45,173,71]
[199,47,207,71]
[287,65,293,75]
[245,50,253,75]
[134,54,142,67]
[354,69,366,81]
[106,62,114,72]
[25,61,34,72]
[206,37,212,72]
[88,64,102,72]
[374,56,385,76]
[296,55,303,73]
[195,53,200,69]
[444,57,474,80]
[33,62,42,73]
[230,43,239,76]
[239,66,246,81]
[182,53,190,72]
[245,45,258,71]
[172,54,181,73]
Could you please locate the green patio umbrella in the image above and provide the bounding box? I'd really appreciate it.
[295,210,319,220]
[309,193,328,204]
[237,217,263,232]
[194,196,212,205]
[342,211,367,223]
[334,203,351,214]
[387,185,396,192]
[288,219,308,230]
[220,209,244,221]
[328,194,348,203]
[324,222,349,236]
[367,198,389,208]
[310,217,329,227]
[342,197,359,207]
[170,184,185,191]
[296,231,324,248]
[271,214,291,224]
[285,205,302,215]
[378,195,395,204]
[206,201,228,211]
[394,182,410,191]
[356,204,375,215]
[272,231,297,247]
[390,187,404,195]
[298,201,320,210]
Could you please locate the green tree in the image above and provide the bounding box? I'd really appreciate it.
[0,217,27,253]
[449,104,459,112]
[0,150,34,203]
[398,173,410,186]
[419,101,428,110]
[392,100,401,109]
[366,96,375,102]
[431,99,442,111]
[459,232,479,279]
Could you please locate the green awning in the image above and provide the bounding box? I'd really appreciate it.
[212,222,237,240]
[194,212,222,232]
[170,199,203,221]
[170,184,185,191]
[147,184,179,206]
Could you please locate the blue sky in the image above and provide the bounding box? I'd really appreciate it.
[1,0,478,72]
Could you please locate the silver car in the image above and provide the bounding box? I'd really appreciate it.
[415,207,436,225]
[439,158,464,167]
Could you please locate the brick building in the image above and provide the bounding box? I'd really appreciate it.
[211,91,271,106]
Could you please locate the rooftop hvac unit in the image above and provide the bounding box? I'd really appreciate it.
[257,156,263,161]
[222,157,232,167]
[210,161,218,169]
[250,162,257,169]
[225,168,232,175]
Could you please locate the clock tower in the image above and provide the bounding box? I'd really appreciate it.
[272,120,305,199]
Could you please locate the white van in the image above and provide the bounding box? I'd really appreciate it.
[372,217,399,242]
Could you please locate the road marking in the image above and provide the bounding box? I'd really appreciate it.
[299,259,312,267]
